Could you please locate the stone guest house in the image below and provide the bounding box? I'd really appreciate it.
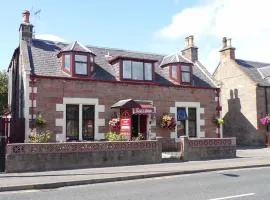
[8,11,219,148]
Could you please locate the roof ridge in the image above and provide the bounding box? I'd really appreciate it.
[236,58,270,65]
[87,44,166,57]
[32,38,166,57]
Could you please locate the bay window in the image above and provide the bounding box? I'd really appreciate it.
[122,60,153,81]
[61,53,95,77]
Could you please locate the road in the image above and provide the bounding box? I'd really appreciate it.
[1,167,270,200]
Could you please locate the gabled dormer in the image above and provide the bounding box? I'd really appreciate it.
[57,41,96,78]
[109,56,158,82]
[159,52,193,85]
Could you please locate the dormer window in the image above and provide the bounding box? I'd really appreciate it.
[58,41,96,78]
[122,60,153,81]
[160,52,193,85]
[169,64,192,84]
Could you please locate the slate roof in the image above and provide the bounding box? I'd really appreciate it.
[236,59,270,86]
[159,52,192,67]
[28,38,216,88]
[59,41,95,55]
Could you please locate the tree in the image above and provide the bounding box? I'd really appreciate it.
[0,70,8,115]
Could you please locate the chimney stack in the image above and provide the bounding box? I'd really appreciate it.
[181,35,198,62]
[219,37,235,61]
[19,10,33,43]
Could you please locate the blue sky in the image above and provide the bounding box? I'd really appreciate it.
[1,0,270,73]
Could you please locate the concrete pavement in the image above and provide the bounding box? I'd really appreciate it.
[0,148,269,192]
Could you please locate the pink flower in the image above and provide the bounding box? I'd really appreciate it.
[260,116,270,126]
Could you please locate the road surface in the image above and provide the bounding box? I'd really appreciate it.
[1,167,269,200]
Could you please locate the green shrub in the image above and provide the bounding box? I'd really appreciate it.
[105,131,127,141]
[29,130,51,143]
[132,134,144,141]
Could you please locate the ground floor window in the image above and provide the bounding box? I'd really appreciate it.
[82,105,95,140]
[66,104,95,141]
[176,107,197,137]
[66,105,79,140]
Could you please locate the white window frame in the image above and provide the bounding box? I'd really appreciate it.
[62,98,100,141]
[176,107,197,137]
[65,104,95,141]
[170,102,205,139]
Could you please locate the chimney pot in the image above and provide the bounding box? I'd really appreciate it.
[220,37,235,60]
[227,38,232,47]
[185,37,189,47]
[22,10,30,23]
[222,37,227,48]
[189,35,194,46]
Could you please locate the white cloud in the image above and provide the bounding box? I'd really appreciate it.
[35,34,66,42]
[155,0,270,73]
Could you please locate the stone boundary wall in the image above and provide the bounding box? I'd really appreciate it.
[180,136,236,161]
[5,141,162,172]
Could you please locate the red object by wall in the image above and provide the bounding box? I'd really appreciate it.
[120,109,131,140]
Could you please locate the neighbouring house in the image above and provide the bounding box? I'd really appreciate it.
[214,37,270,146]
[8,10,219,150]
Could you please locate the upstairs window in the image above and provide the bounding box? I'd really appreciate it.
[64,55,71,71]
[170,65,178,81]
[75,55,88,75]
[181,65,191,84]
[144,63,152,81]
[61,53,95,77]
[122,60,153,81]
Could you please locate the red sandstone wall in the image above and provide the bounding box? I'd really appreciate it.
[31,77,218,141]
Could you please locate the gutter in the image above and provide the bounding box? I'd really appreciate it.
[30,74,219,91]
[30,76,35,130]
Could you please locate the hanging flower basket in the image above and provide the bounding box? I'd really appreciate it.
[36,113,46,126]
[260,115,270,126]
[213,117,224,127]
[260,115,270,147]
[160,114,176,130]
